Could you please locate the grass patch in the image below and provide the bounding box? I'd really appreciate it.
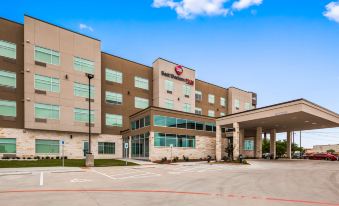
[0,159,138,168]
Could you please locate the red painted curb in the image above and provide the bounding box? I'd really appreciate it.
[0,189,338,206]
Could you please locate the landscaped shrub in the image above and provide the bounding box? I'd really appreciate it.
[27,157,32,159]
[45,156,50,160]
[56,156,60,159]
[161,157,167,162]
[64,156,68,160]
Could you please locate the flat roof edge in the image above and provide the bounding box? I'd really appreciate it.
[101,51,152,69]
[24,14,101,42]
[0,17,23,26]
[218,98,339,120]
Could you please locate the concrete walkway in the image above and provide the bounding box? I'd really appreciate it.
[117,158,157,165]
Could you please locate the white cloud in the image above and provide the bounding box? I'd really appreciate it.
[79,23,94,32]
[152,0,229,19]
[232,0,262,10]
[323,1,339,23]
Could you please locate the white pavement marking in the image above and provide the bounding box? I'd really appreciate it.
[39,172,43,186]
[70,178,92,183]
[91,168,160,180]
[91,169,117,180]
[168,165,229,174]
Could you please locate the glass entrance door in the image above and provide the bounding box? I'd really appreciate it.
[131,133,149,160]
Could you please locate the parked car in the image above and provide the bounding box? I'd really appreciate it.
[262,153,272,159]
[308,153,338,161]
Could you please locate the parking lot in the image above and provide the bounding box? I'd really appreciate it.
[0,160,338,206]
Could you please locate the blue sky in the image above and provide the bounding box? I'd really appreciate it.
[1,0,339,148]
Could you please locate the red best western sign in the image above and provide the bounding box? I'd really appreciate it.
[160,65,194,86]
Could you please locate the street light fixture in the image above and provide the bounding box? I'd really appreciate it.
[85,73,94,167]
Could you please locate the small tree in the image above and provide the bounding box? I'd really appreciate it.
[262,138,270,153]
[327,149,335,154]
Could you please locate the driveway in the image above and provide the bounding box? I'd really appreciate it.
[0,160,338,206]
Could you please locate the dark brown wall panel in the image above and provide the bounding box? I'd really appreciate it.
[0,18,24,128]
[101,53,153,135]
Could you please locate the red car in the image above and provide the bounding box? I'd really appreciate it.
[308,153,338,161]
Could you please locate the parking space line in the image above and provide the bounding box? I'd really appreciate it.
[91,169,117,180]
[39,172,43,186]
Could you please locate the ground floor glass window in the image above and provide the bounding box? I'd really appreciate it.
[244,139,254,151]
[0,138,16,153]
[35,139,60,154]
[98,142,115,154]
[154,133,195,148]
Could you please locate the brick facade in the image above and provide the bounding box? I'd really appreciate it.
[0,128,123,159]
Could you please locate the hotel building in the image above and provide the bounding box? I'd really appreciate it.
[0,15,338,161]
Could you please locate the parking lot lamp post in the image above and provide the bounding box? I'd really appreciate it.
[86,73,94,167]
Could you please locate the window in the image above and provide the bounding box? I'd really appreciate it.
[145,116,150,126]
[153,115,214,132]
[220,97,226,107]
[35,139,59,154]
[177,119,187,129]
[0,100,16,117]
[106,69,122,84]
[166,116,176,127]
[195,107,202,115]
[0,138,16,153]
[183,103,191,113]
[74,57,94,74]
[154,133,165,147]
[165,99,174,109]
[244,139,254,150]
[74,108,94,123]
[35,103,59,120]
[0,40,16,59]
[35,46,60,65]
[98,142,115,154]
[106,114,122,127]
[135,97,149,109]
[134,76,149,90]
[187,120,196,130]
[154,133,195,148]
[0,70,16,88]
[208,94,215,104]
[132,116,151,130]
[166,134,177,147]
[195,90,202,101]
[165,80,174,92]
[205,123,216,132]
[183,85,191,96]
[208,110,215,117]
[154,115,166,127]
[34,74,60,93]
[235,99,240,109]
[74,82,95,98]
[196,122,204,130]
[106,91,122,105]
[245,102,251,110]
[220,112,225,116]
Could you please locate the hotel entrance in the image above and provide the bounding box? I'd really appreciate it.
[131,132,150,160]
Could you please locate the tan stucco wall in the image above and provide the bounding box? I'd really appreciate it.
[148,131,216,161]
[312,144,339,153]
[228,87,254,114]
[23,16,102,133]
[152,59,195,113]
[0,128,122,159]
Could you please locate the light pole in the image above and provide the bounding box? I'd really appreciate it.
[85,73,94,167]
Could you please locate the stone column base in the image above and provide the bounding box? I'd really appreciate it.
[85,154,94,167]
